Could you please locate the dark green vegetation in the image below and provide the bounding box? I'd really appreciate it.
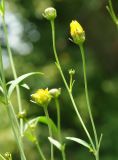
[0,0,118,159]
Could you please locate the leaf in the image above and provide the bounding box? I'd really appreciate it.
[8,72,43,98]
[48,137,62,150]
[66,137,91,149]
[98,133,103,149]
[21,83,30,90]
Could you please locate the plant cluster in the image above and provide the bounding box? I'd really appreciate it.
[0,0,117,160]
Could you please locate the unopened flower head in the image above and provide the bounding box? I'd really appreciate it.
[70,20,85,45]
[43,7,57,21]
[31,89,52,107]
[69,69,75,75]
[49,88,61,98]
[18,110,26,119]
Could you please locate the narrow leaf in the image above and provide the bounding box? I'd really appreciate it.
[8,72,43,98]
[66,137,91,149]
[48,137,61,150]
[98,133,103,149]
[21,83,30,90]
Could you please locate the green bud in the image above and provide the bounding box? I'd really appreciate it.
[69,69,75,75]
[49,88,61,98]
[43,7,57,21]
[18,110,26,119]
[4,152,12,160]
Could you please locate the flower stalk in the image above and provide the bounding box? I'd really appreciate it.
[44,106,54,160]
[55,98,66,160]
[0,43,26,160]
[79,44,99,160]
[50,19,95,152]
[35,139,46,160]
[1,3,23,136]
[106,0,118,29]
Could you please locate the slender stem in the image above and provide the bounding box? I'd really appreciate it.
[9,102,21,134]
[50,20,96,152]
[0,42,26,160]
[108,0,118,28]
[69,74,73,92]
[61,147,66,160]
[7,104,26,160]
[44,106,54,160]
[35,139,46,160]
[55,98,66,160]
[2,15,23,135]
[79,44,98,147]
[55,98,61,141]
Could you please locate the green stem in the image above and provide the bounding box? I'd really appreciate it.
[35,139,46,160]
[2,15,23,136]
[55,98,66,160]
[0,42,26,160]
[7,104,26,160]
[69,74,73,93]
[79,44,98,147]
[108,0,118,27]
[50,20,96,152]
[61,147,66,160]
[44,106,54,160]
[55,98,61,141]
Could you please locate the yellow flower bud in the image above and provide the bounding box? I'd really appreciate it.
[70,20,85,45]
[31,89,52,107]
[43,7,57,21]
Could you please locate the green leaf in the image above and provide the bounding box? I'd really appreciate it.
[98,133,103,149]
[21,83,30,90]
[48,137,61,150]
[66,137,91,149]
[8,72,43,98]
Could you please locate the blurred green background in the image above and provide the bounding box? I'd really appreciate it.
[0,0,118,159]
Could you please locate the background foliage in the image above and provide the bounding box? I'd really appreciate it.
[0,0,118,159]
